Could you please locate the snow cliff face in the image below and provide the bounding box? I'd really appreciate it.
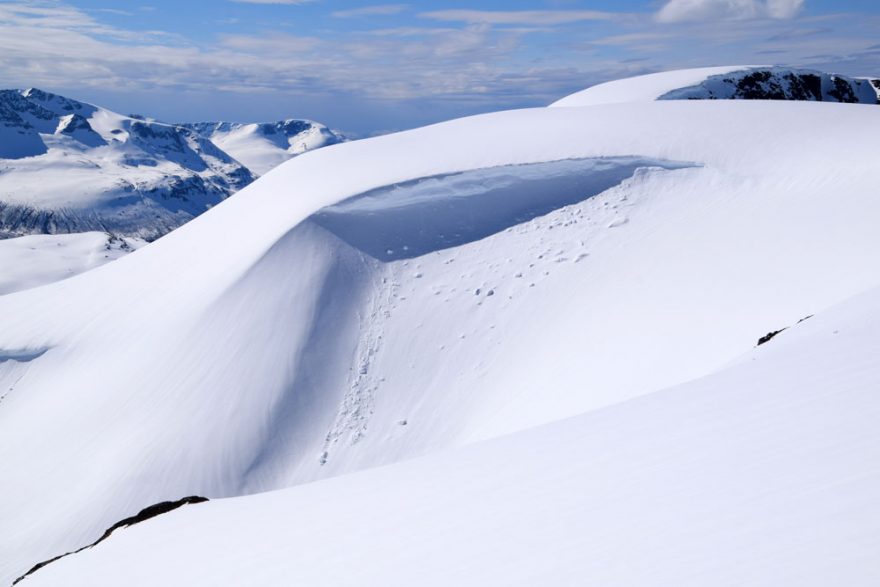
[0,88,254,241]
[183,119,345,176]
[552,66,880,107]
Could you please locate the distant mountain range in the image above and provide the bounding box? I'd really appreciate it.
[183,120,343,176]
[0,88,344,241]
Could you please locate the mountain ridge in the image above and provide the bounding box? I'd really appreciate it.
[552,66,880,107]
[0,88,343,242]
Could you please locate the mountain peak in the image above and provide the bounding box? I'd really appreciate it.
[552,66,880,107]
[182,118,345,176]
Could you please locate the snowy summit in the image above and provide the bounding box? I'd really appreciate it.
[2,66,880,586]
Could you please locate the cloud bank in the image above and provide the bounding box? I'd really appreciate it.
[656,0,804,23]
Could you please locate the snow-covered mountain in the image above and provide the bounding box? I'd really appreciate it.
[4,68,880,585]
[553,65,880,107]
[0,88,254,241]
[183,120,344,176]
[0,90,345,295]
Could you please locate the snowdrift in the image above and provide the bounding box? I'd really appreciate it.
[22,281,880,586]
[3,79,880,583]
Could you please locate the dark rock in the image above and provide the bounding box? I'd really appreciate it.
[757,328,786,346]
[12,496,208,585]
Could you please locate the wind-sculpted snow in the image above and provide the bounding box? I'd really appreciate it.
[20,284,880,586]
[2,98,880,584]
[313,157,694,260]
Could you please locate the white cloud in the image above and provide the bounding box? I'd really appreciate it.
[332,4,408,18]
[656,0,804,23]
[230,0,313,4]
[420,9,620,26]
[4,0,874,126]
[0,2,172,41]
[0,2,557,104]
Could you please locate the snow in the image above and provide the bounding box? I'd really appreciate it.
[21,283,880,586]
[2,90,880,584]
[311,157,693,260]
[551,65,880,107]
[0,88,344,244]
[659,67,880,104]
[0,232,145,295]
[0,89,253,240]
[185,120,344,176]
[550,66,752,106]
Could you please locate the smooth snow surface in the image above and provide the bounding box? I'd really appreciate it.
[22,285,880,586]
[3,97,880,584]
[550,66,750,106]
[0,232,144,295]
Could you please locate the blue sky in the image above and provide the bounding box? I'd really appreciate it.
[1,0,878,134]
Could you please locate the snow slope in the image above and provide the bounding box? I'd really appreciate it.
[0,233,145,296]
[184,120,344,176]
[22,283,880,586]
[3,97,880,583]
[552,66,880,107]
[0,89,253,240]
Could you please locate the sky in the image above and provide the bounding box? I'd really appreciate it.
[1,0,879,134]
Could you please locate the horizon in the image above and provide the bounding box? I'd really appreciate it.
[1,0,879,135]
